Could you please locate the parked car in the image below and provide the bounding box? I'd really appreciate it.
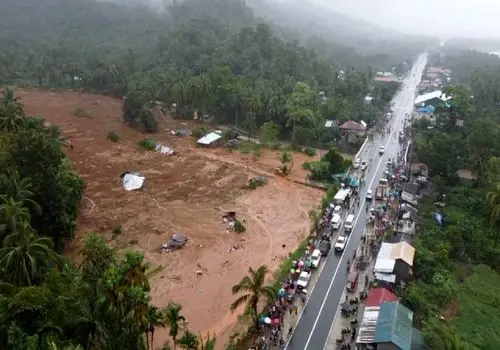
[365,189,373,201]
[352,158,360,169]
[379,146,385,155]
[331,214,342,230]
[310,249,321,268]
[360,160,368,171]
[334,235,347,252]
[297,271,310,289]
[319,239,331,255]
[344,214,355,232]
[332,205,342,216]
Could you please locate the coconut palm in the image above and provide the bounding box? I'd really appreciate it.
[230,265,276,321]
[177,330,199,350]
[0,197,31,241]
[0,171,41,216]
[162,303,186,349]
[199,332,216,350]
[0,88,26,132]
[145,305,165,350]
[69,291,110,350]
[0,222,59,286]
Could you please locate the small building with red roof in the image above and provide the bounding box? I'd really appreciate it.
[366,287,398,307]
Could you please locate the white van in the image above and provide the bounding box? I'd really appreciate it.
[331,214,342,230]
[344,214,355,232]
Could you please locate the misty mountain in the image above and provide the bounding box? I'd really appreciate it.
[245,0,433,64]
[246,0,402,44]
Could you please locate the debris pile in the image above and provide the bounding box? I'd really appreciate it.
[160,233,188,253]
[247,176,268,189]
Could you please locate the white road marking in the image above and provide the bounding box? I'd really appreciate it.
[287,58,426,350]
[320,68,424,349]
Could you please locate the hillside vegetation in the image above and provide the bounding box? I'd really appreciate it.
[0,0,409,149]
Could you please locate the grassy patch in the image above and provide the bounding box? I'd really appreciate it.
[272,238,310,289]
[107,131,120,142]
[452,265,500,348]
[238,141,261,154]
[74,107,92,118]
[138,138,156,150]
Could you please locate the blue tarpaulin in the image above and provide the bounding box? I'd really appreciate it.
[416,105,435,114]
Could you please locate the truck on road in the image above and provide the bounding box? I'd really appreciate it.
[375,178,389,200]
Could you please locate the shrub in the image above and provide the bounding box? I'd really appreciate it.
[302,161,311,170]
[247,176,268,189]
[112,225,122,235]
[74,107,92,118]
[234,220,246,233]
[252,147,263,159]
[192,126,209,139]
[138,107,158,132]
[139,138,156,150]
[303,147,317,156]
[107,131,120,142]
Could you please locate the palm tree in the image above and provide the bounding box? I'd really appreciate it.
[177,330,199,350]
[0,88,26,132]
[69,291,110,350]
[144,305,165,350]
[162,303,186,349]
[0,171,41,216]
[0,197,31,241]
[199,332,216,350]
[0,222,59,286]
[230,265,276,321]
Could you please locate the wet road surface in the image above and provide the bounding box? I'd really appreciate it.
[285,54,428,350]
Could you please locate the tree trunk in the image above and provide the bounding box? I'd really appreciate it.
[145,331,150,350]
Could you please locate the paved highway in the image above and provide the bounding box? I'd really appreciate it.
[285,54,428,350]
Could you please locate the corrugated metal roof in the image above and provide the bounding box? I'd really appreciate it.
[374,272,396,283]
[374,302,414,350]
[366,288,399,307]
[197,132,222,145]
[374,258,395,273]
[357,306,380,344]
[339,120,366,131]
[392,242,415,267]
[414,90,442,105]
[376,242,415,269]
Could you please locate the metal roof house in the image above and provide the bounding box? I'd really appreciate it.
[374,242,415,284]
[414,90,452,108]
[374,302,414,350]
[366,288,399,307]
[357,301,415,350]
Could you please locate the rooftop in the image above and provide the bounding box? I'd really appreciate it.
[197,132,222,145]
[339,120,366,132]
[366,288,399,307]
[374,301,414,350]
[375,242,415,273]
[414,90,452,106]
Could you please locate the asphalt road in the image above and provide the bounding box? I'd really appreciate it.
[285,54,428,350]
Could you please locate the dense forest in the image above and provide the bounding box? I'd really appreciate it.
[0,0,414,147]
[405,50,500,348]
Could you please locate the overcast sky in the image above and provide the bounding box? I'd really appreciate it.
[312,0,500,38]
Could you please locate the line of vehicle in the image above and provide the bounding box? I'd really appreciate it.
[303,109,403,349]
[283,206,351,349]
[318,76,422,349]
[287,61,425,349]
